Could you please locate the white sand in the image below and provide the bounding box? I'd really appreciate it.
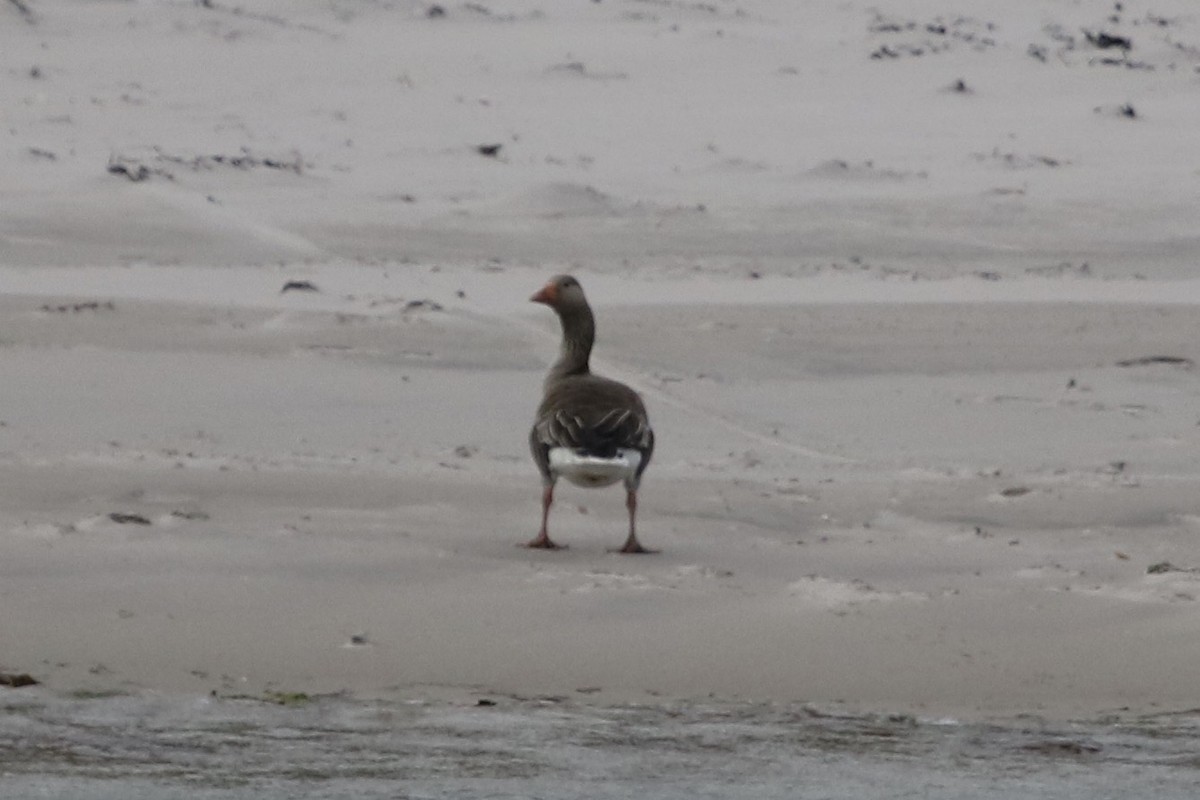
[2,0,1200,721]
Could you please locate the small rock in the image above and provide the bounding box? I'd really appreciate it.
[0,672,39,688]
[404,299,443,312]
[1084,30,1132,50]
[107,161,152,182]
[476,143,503,158]
[109,512,152,525]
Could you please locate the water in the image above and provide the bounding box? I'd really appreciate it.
[2,690,1198,798]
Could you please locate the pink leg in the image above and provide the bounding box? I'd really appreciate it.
[616,488,657,554]
[526,484,565,550]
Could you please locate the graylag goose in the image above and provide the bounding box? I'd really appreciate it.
[528,275,656,553]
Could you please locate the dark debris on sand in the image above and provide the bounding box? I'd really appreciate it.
[0,672,39,688]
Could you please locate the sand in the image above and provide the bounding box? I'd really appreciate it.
[2,0,1200,726]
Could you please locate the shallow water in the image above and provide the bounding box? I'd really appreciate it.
[2,690,1199,798]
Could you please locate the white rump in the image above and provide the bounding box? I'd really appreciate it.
[548,448,642,488]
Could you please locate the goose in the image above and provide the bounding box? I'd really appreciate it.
[528,275,656,553]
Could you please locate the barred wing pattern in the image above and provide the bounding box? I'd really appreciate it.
[530,377,654,487]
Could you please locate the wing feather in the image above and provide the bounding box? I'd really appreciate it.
[532,376,654,459]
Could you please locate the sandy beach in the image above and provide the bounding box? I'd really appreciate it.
[3,3,1200,790]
